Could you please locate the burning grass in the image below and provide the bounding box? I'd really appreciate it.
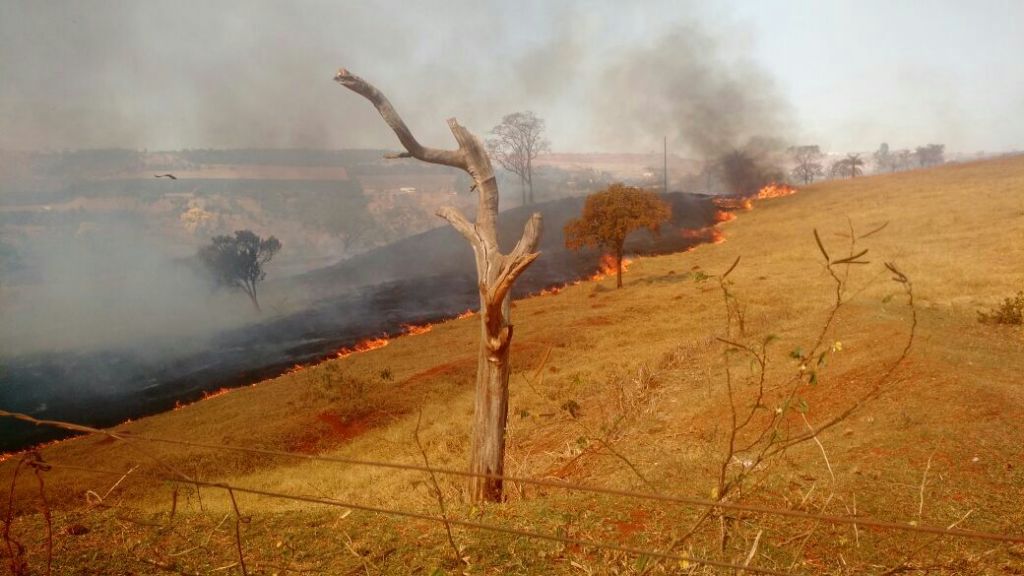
[756,181,798,199]
[335,336,390,358]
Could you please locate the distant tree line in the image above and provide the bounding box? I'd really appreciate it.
[873,142,945,173]
[787,142,946,183]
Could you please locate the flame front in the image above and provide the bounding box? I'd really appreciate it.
[714,197,753,211]
[757,182,797,199]
[713,210,737,224]
[680,226,725,245]
[336,337,389,359]
[403,323,433,336]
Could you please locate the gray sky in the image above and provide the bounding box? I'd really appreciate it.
[1,0,1021,155]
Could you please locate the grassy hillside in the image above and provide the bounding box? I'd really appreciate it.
[4,155,1024,574]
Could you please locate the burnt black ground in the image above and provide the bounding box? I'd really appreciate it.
[0,192,721,452]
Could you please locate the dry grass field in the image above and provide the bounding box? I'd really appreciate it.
[3,155,1024,574]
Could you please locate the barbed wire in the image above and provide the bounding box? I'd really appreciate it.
[3,409,1023,545]
[36,461,794,576]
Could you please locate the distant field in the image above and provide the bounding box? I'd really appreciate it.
[110,164,351,181]
[4,155,1024,574]
[537,152,702,181]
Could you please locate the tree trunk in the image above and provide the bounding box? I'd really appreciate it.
[469,294,511,500]
[244,281,261,312]
[527,158,534,205]
[335,69,543,503]
[615,243,624,289]
[520,174,527,207]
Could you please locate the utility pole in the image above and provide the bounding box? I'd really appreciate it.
[663,136,668,193]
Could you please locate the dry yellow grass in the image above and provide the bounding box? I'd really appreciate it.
[4,155,1024,574]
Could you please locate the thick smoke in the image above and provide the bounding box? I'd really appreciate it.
[0,220,261,357]
[0,1,784,154]
[592,24,792,158]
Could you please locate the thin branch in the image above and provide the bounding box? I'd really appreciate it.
[333,69,465,170]
[436,206,478,246]
[413,410,462,564]
[226,487,249,576]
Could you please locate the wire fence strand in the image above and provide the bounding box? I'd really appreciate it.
[39,461,794,576]
[3,409,1022,545]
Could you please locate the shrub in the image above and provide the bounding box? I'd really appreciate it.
[978,291,1024,325]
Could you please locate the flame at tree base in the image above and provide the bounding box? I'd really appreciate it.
[590,253,632,282]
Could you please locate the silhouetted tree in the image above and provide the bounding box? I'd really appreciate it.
[487,111,550,206]
[198,230,281,312]
[874,143,896,173]
[833,153,865,179]
[790,145,824,184]
[564,184,671,288]
[719,150,765,195]
[915,144,945,167]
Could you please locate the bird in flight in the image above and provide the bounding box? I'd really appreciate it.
[154,174,178,180]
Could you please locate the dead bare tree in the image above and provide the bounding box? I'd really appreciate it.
[487,112,550,206]
[334,69,542,502]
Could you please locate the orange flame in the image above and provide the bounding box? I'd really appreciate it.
[756,182,797,199]
[203,387,231,400]
[335,337,389,359]
[403,323,433,336]
[0,436,68,463]
[590,254,632,281]
[536,285,564,296]
[681,227,725,244]
[455,309,476,320]
[713,210,737,224]
[714,197,753,211]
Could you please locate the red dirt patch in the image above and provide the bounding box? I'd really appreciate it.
[288,411,392,454]
[605,508,651,537]
[404,361,464,385]
[316,411,379,441]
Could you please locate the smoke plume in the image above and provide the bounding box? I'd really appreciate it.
[592,24,793,158]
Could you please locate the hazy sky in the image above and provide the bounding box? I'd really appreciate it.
[1,0,1021,155]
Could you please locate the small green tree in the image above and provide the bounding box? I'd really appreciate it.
[564,184,671,288]
[198,230,281,312]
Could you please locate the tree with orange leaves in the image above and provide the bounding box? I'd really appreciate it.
[564,183,671,288]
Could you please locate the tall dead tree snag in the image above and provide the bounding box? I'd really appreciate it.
[334,69,542,502]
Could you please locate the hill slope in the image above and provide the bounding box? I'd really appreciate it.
[4,156,1024,574]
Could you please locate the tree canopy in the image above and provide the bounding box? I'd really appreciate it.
[564,183,671,288]
[790,145,823,184]
[197,230,281,312]
[915,144,945,167]
[487,111,549,206]
[831,153,865,179]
